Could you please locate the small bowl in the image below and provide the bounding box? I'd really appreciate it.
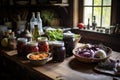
[27,52,49,66]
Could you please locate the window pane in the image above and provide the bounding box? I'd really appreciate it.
[94,0,102,6]
[93,7,101,27]
[84,0,92,6]
[83,7,92,25]
[102,7,111,27]
[103,0,111,6]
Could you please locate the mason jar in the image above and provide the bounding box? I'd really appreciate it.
[17,38,27,56]
[37,37,49,53]
[26,41,39,55]
[63,33,75,57]
[52,41,66,62]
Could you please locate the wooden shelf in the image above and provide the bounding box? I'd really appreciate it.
[0,3,69,8]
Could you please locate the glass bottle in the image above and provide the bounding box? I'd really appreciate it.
[32,25,40,41]
[87,18,90,29]
[36,12,43,34]
[30,12,37,32]
[92,16,97,30]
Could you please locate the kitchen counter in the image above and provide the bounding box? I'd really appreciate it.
[0,44,120,80]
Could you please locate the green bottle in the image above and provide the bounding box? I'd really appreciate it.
[32,25,40,41]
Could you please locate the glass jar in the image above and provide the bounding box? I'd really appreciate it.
[8,36,17,50]
[52,41,66,62]
[17,38,27,56]
[37,37,49,53]
[63,33,75,57]
[26,42,39,55]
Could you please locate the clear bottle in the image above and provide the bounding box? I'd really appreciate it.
[30,12,37,33]
[32,25,40,41]
[36,12,43,34]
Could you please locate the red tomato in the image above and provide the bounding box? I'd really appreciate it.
[78,23,84,29]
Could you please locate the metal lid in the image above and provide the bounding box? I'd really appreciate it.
[17,38,27,43]
[52,41,64,47]
[27,41,38,46]
[37,37,48,42]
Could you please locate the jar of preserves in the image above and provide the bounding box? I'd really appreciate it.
[26,42,39,55]
[37,37,49,53]
[17,38,27,56]
[52,41,66,62]
[63,33,75,57]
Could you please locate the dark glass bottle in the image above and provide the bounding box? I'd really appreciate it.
[87,18,90,29]
[92,16,97,30]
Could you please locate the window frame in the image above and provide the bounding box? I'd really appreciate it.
[78,0,117,27]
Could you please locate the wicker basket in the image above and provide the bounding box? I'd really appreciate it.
[73,45,112,63]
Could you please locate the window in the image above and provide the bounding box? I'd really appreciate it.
[83,0,112,28]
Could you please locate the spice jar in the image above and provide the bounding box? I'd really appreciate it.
[26,42,39,55]
[37,37,49,53]
[8,32,17,50]
[52,41,66,62]
[17,38,27,56]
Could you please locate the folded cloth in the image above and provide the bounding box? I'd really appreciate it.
[97,59,116,71]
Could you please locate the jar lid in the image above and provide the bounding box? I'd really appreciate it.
[63,33,74,38]
[17,38,27,42]
[37,37,48,42]
[27,41,38,46]
[52,41,64,47]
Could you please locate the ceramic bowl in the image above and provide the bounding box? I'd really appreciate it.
[27,52,49,66]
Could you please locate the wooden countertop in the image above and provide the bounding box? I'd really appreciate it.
[0,43,120,80]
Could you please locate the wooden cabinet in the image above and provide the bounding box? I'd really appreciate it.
[0,0,71,27]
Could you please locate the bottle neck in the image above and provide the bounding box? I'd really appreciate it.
[37,12,41,18]
[34,25,39,30]
[93,16,96,22]
[32,13,36,18]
